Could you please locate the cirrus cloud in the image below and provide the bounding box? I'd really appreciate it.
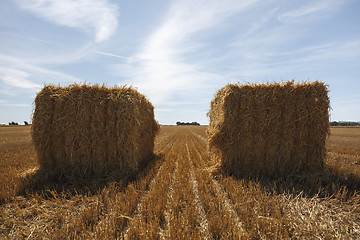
[15,0,119,42]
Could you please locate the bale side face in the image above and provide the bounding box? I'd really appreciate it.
[31,84,159,177]
[207,81,330,176]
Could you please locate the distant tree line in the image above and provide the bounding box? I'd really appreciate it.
[8,121,29,126]
[176,121,200,126]
[330,121,360,126]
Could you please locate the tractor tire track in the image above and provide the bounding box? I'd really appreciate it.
[159,148,180,240]
[123,135,179,239]
[186,136,213,240]
[190,131,247,236]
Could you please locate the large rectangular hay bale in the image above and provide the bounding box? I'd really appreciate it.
[207,81,330,176]
[31,84,160,177]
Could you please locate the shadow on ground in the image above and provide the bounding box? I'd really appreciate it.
[219,166,360,199]
[16,153,163,200]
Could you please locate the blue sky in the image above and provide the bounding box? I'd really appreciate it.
[0,0,359,125]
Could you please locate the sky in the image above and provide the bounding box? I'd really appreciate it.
[0,0,359,125]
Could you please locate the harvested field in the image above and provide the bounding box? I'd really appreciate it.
[1,125,360,239]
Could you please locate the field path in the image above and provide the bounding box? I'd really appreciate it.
[188,131,248,238]
[141,127,246,239]
[159,148,179,239]
[124,127,218,239]
[190,134,245,231]
[123,128,181,239]
[186,138,212,240]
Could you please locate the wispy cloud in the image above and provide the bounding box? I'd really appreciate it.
[113,0,259,105]
[278,0,344,22]
[0,29,94,66]
[243,7,279,37]
[93,51,136,62]
[0,31,64,46]
[30,43,93,65]
[225,39,360,80]
[0,67,41,89]
[15,0,119,43]
[0,54,81,91]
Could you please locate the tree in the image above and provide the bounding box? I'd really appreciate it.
[330,121,360,126]
[175,121,200,126]
[330,121,339,126]
[24,121,29,125]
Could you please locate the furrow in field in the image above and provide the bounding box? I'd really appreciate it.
[211,178,244,228]
[186,136,213,240]
[0,129,181,239]
[153,126,183,153]
[122,135,179,239]
[159,148,179,240]
[154,132,177,153]
[188,129,248,238]
[191,132,244,229]
[190,130,207,143]
[161,134,203,238]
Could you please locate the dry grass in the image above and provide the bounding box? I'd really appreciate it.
[1,126,360,239]
[0,126,36,203]
[326,127,360,188]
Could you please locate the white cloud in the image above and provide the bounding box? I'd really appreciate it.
[243,7,279,37]
[93,51,136,62]
[15,0,119,42]
[278,0,343,22]
[113,0,259,105]
[30,43,93,65]
[291,41,360,63]
[0,54,81,90]
[226,40,360,79]
[0,67,41,89]
[0,31,63,46]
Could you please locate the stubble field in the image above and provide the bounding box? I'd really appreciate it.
[1,125,360,239]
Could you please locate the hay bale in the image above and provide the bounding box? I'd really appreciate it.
[207,81,330,176]
[32,84,159,177]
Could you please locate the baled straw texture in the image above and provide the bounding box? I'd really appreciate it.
[207,81,330,177]
[32,84,159,177]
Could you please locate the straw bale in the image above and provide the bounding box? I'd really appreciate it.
[207,81,330,176]
[32,84,159,177]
